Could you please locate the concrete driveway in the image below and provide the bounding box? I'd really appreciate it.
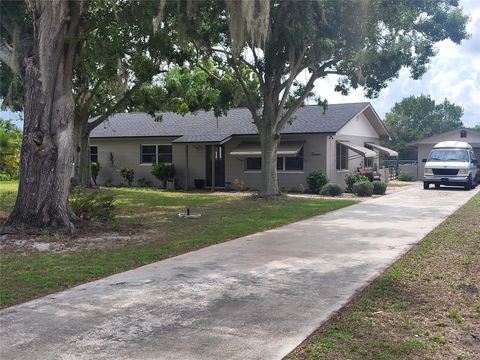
[1,185,478,360]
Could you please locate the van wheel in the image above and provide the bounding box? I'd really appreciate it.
[435,184,440,189]
[464,177,472,190]
[424,182,430,190]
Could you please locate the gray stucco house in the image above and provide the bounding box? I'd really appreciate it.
[89,102,397,190]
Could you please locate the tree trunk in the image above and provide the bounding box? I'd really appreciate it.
[3,2,86,234]
[72,106,92,187]
[258,125,280,197]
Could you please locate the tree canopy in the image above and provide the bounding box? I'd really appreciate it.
[184,0,469,195]
[384,95,464,159]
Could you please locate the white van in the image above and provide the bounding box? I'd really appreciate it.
[423,141,479,190]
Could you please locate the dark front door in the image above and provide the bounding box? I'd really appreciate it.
[206,145,225,188]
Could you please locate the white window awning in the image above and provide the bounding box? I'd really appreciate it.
[365,142,399,157]
[230,141,304,157]
[337,141,377,158]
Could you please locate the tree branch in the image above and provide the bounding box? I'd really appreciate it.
[87,81,144,131]
[229,58,260,124]
[0,38,17,75]
[275,46,308,123]
[276,71,319,133]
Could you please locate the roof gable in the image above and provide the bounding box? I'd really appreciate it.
[410,128,480,146]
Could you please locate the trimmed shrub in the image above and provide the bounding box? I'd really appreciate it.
[353,181,374,197]
[345,172,369,193]
[70,190,115,221]
[320,183,343,196]
[306,170,328,194]
[372,181,387,195]
[120,167,135,186]
[398,171,413,182]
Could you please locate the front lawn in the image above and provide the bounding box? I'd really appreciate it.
[287,192,480,360]
[0,183,356,308]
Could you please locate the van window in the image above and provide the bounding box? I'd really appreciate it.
[428,149,469,162]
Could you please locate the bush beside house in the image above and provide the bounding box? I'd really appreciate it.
[345,173,369,193]
[320,183,343,196]
[372,181,387,195]
[307,170,328,194]
[353,181,374,197]
[398,171,413,182]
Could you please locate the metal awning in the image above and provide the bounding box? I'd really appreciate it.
[365,142,399,157]
[337,141,377,158]
[230,141,304,157]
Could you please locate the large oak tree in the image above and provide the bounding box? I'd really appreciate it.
[0,0,89,233]
[190,0,469,196]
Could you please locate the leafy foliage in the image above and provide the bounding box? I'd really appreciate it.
[0,119,21,179]
[90,162,101,186]
[307,170,329,194]
[70,190,115,221]
[232,178,247,192]
[320,183,343,197]
[399,171,413,182]
[372,181,387,195]
[120,167,135,186]
[345,173,369,193]
[384,95,464,159]
[151,163,176,187]
[137,178,153,188]
[353,181,374,197]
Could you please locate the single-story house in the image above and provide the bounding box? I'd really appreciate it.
[89,102,397,190]
[408,127,480,180]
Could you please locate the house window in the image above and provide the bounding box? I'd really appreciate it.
[277,147,304,171]
[141,144,173,164]
[284,147,304,171]
[247,148,305,172]
[461,129,467,138]
[336,143,348,170]
[157,145,173,163]
[90,146,98,163]
[141,145,157,164]
[245,157,262,171]
[365,157,373,168]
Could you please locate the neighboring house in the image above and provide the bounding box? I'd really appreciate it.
[89,102,397,190]
[408,128,480,180]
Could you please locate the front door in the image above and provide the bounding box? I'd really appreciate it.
[206,145,225,188]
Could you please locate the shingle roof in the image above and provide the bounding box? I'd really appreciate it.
[90,102,372,139]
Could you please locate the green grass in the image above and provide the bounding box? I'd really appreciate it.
[0,180,18,216]
[287,192,480,360]
[0,183,356,307]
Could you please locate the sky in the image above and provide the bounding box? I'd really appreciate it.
[1,0,479,129]
[311,0,480,128]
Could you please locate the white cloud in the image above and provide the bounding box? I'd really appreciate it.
[312,0,480,128]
